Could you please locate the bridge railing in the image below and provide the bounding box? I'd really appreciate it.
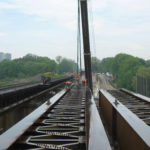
[99,89,150,150]
[87,89,111,150]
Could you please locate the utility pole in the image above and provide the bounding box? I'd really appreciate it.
[80,0,93,92]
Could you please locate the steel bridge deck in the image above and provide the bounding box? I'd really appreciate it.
[0,85,111,150]
[12,87,86,149]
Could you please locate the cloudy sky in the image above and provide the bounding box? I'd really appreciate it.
[0,0,150,61]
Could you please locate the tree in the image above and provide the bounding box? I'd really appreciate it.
[0,54,77,81]
[58,58,77,74]
[94,53,147,91]
[91,57,101,73]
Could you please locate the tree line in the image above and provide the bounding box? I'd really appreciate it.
[1,53,150,91]
[91,53,150,91]
[0,54,77,80]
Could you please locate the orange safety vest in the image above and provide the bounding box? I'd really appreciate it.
[65,81,72,85]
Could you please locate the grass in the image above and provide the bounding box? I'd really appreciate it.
[0,79,20,86]
[44,72,66,78]
[0,72,67,87]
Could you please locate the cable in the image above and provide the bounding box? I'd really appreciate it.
[88,0,98,72]
[78,0,82,72]
[77,0,82,73]
[89,0,96,56]
[77,0,79,74]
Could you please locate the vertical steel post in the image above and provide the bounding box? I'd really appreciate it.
[80,0,93,92]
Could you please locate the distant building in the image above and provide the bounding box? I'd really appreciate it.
[0,52,11,62]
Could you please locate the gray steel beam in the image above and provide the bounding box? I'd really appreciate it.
[80,0,93,92]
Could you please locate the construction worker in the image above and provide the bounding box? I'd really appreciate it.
[65,81,72,89]
[82,79,87,86]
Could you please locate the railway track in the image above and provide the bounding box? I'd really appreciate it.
[0,77,72,93]
[108,89,150,127]
[99,89,150,150]
[0,82,41,91]
[0,82,65,134]
[2,75,149,150]
[10,86,86,149]
[0,85,111,150]
[0,76,73,113]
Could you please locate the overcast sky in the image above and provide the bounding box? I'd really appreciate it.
[0,0,150,61]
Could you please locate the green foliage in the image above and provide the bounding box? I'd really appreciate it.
[137,67,150,78]
[0,54,76,82]
[91,57,101,73]
[91,53,147,91]
[58,58,77,74]
[113,54,145,90]
[44,72,66,78]
[101,57,114,73]
[146,60,150,66]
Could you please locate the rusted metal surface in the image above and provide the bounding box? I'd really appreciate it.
[0,85,111,150]
[0,89,66,150]
[0,77,72,95]
[121,88,150,103]
[100,89,150,150]
[108,89,150,127]
[0,83,64,114]
[99,92,113,134]
[0,77,73,113]
[0,82,42,95]
[3,86,86,149]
